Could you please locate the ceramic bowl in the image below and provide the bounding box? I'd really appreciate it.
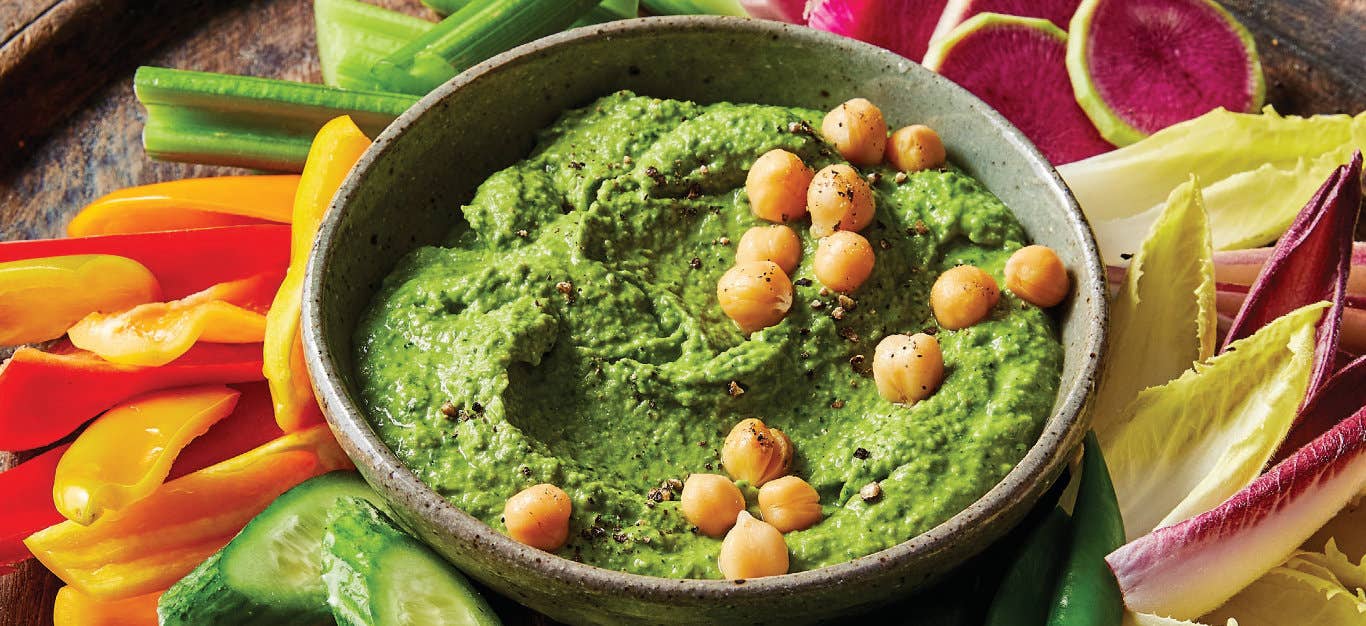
[303,15,1107,625]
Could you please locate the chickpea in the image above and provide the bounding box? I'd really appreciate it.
[885,125,946,173]
[872,333,945,404]
[680,473,746,537]
[745,149,814,223]
[757,476,822,533]
[807,164,875,237]
[1005,245,1070,307]
[503,484,572,551]
[930,265,1000,330]
[721,418,794,486]
[736,225,802,275]
[718,511,789,579]
[821,98,887,166]
[813,231,875,293]
[717,261,794,334]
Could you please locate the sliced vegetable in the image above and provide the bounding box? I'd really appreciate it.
[0,224,289,299]
[315,0,435,91]
[1203,548,1366,626]
[0,343,263,451]
[158,472,386,625]
[370,0,601,95]
[576,0,640,26]
[135,66,412,171]
[0,255,161,346]
[1107,403,1366,620]
[1091,178,1215,440]
[640,0,745,15]
[68,272,280,367]
[922,13,1113,164]
[985,507,1072,626]
[66,176,299,236]
[53,386,241,525]
[323,497,501,626]
[167,382,285,482]
[1276,355,1366,465]
[739,0,803,21]
[1106,303,1324,539]
[1222,152,1362,396]
[53,586,161,626]
[807,0,951,63]
[1067,0,1263,146]
[1057,108,1364,264]
[0,444,69,574]
[265,116,370,432]
[1046,432,1125,626]
[1212,242,1365,296]
[24,425,349,600]
[930,0,1081,40]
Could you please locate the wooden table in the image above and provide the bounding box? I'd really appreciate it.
[1,1,1362,624]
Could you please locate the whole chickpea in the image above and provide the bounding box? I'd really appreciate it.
[821,98,887,166]
[813,231,876,293]
[717,261,794,334]
[872,333,945,404]
[757,476,822,533]
[680,473,746,537]
[1005,245,1070,307]
[718,511,790,579]
[721,418,794,486]
[930,265,1000,330]
[736,225,803,275]
[885,125,946,173]
[503,484,572,551]
[745,149,814,223]
[807,164,875,237]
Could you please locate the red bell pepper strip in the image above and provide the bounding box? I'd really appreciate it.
[0,342,264,451]
[0,444,69,575]
[0,224,288,299]
[167,382,283,481]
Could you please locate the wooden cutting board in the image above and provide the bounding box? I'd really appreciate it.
[1,1,1362,624]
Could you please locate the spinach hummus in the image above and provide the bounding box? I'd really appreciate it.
[355,91,1063,578]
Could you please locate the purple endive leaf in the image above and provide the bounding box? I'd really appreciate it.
[1106,402,1366,620]
[739,0,806,21]
[806,0,950,62]
[1274,355,1366,465]
[1222,151,1362,395]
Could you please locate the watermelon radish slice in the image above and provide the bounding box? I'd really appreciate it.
[806,0,951,63]
[1067,0,1265,146]
[929,0,1082,43]
[922,13,1114,164]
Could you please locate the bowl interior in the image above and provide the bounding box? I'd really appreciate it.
[305,15,1105,624]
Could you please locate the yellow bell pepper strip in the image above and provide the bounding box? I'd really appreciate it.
[265,115,371,432]
[53,586,161,626]
[53,385,242,526]
[24,423,349,600]
[67,175,301,237]
[166,382,284,482]
[0,255,161,346]
[66,272,283,367]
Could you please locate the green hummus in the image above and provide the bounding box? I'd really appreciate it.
[355,92,1063,578]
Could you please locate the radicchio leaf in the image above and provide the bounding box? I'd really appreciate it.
[1273,355,1366,465]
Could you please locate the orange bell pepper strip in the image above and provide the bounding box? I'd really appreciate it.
[265,116,371,432]
[0,255,161,345]
[0,444,69,574]
[0,224,289,299]
[53,586,161,626]
[0,342,263,451]
[66,272,282,367]
[54,386,242,525]
[67,175,300,237]
[24,424,349,600]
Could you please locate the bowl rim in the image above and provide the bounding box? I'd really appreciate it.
[303,14,1108,599]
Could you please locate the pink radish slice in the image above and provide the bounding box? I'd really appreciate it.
[922,14,1114,164]
[1274,355,1366,465]
[1107,402,1366,620]
[739,0,805,22]
[806,0,950,63]
[1212,242,1366,295]
[930,0,1082,42]
[1222,152,1362,396]
[1067,0,1264,146]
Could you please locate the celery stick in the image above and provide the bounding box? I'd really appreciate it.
[370,0,601,96]
[575,0,640,26]
[419,0,468,15]
[640,0,746,15]
[135,67,418,172]
[315,0,434,90]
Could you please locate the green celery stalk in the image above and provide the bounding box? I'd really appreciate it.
[315,0,435,91]
[370,0,601,95]
[639,0,746,15]
[575,0,640,26]
[135,66,418,172]
[418,0,469,15]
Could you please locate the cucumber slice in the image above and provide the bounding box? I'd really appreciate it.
[323,498,500,626]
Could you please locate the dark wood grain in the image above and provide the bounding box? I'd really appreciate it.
[0,0,1362,624]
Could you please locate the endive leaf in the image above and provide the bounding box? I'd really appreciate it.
[1093,177,1216,442]
[1124,613,1234,626]
[1203,552,1366,626]
[1107,302,1325,540]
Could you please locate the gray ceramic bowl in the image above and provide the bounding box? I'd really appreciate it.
[303,15,1107,625]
